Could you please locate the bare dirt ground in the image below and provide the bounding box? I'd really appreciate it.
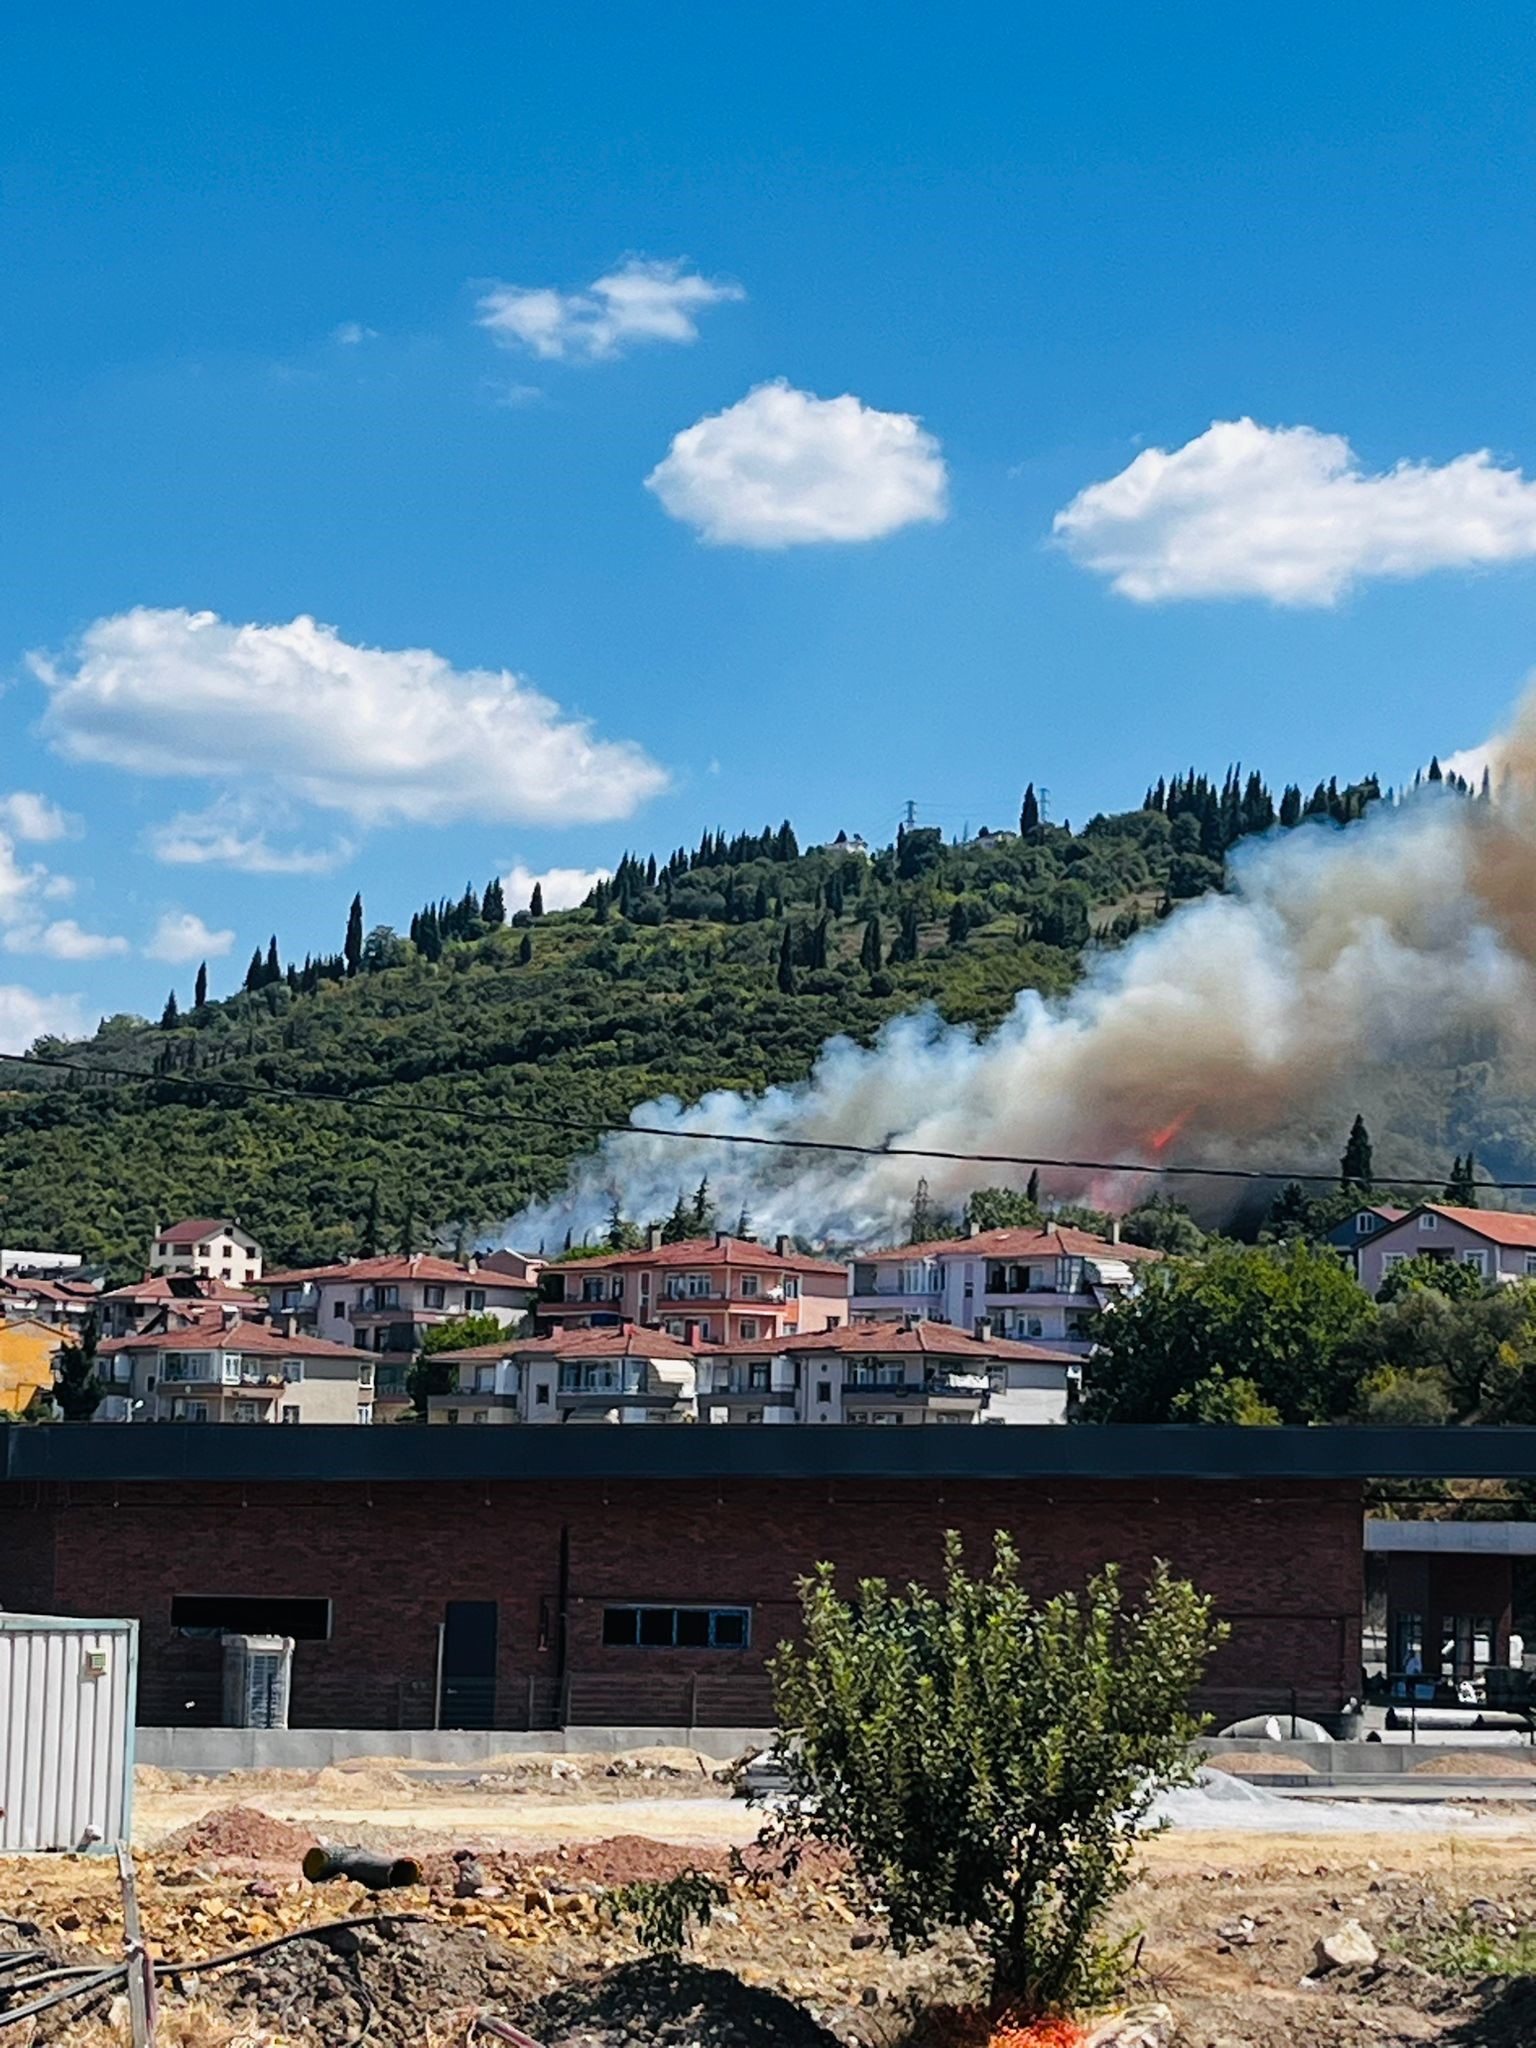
[4,1756,1536,2046]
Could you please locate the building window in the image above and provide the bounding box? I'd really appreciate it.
[740,1318,759,1341]
[748,1361,770,1389]
[333,1300,346,1318]
[172,1594,330,1640]
[739,1275,760,1298]
[601,1606,750,1650]
[783,1277,799,1299]
[357,1362,374,1389]
[816,1380,831,1404]
[424,1285,445,1309]
[466,1289,486,1312]
[472,1410,488,1424]
[356,1404,373,1425]
[1358,1214,1378,1236]
[1420,1214,1439,1232]
[535,1384,550,1405]
[851,1264,877,1295]
[281,1405,299,1423]
[446,1409,460,1424]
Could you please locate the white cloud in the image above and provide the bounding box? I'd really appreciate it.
[34,609,670,828]
[1053,418,1536,605]
[2,919,130,961]
[0,985,88,1054]
[147,797,352,875]
[332,321,378,345]
[476,257,742,362]
[145,910,236,963]
[0,834,70,925]
[646,380,950,547]
[503,862,610,915]
[0,792,78,842]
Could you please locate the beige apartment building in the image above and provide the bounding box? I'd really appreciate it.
[149,1218,265,1285]
[100,1310,376,1423]
[428,1323,698,1425]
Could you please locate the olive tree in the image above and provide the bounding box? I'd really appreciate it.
[768,1534,1223,2016]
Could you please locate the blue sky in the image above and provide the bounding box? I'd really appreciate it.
[5,2,1536,1039]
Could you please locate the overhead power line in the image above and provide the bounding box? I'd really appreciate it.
[0,1047,1524,1193]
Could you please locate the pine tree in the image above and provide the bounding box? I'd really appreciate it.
[1019,783,1041,836]
[530,882,545,918]
[690,1176,714,1234]
[777,924,798,994]
[160,989,179,1029]
[518,930,533,965]
[1340,1113,1374,1192]
[483,877,506,926]
[345,893,364,978]
[243,946,264,993]
[661,1193,691,1243]
[1427,755,1443,784]
[361,1183,381,1258]
[860,914,883,974]
[736,1204,752,1239]
[194,961,208,1009]
[1445,1152,1478,1205]
[891,903,920,964]
[1026,1168,1041,1205]
[753,880,770,922]
[908,1176,932,1244]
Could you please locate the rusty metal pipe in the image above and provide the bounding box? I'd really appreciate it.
[301,1844,422,1890]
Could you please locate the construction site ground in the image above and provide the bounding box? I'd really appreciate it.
[4,1750,1536,2046]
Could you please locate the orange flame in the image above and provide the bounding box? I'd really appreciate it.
[1148,1109,1192,1155]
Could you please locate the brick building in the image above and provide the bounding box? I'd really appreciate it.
[17,1428,1519,1736]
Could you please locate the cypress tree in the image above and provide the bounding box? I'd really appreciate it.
[530,882,545,918]
[52,1313,102,1420]
[947,899,969,946]
[810,916,829,970]
[518,930,533,965]
[1026,1168,1041,1205]
[160,989,179,1029]
[345,893,364,977]
[777,924,798,994]
[1019,783,1041,836]
[1340,1114,1374,1192]
[361,1183,381,1257]
[264,934,281,984]
[194,960,208,1009]
[483,877,506,926]
[243,946,264,993]
[860,914,883,974]
[753,880,770,921]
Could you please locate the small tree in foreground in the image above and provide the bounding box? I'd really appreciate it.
[768,1535,1224,2017]
[53,1314,104,1421]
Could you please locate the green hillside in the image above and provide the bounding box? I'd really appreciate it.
[0,767,1409,1274]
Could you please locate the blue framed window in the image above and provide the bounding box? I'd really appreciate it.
[601,1605,750,1649]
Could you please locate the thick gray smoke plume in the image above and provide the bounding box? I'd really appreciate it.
[510,688,1536,1249]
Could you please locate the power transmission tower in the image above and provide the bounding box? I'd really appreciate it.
[902,799,917,827]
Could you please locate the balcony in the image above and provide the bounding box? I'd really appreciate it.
[844,1376,987,1405]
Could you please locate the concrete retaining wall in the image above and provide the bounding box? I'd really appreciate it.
[1203,1735,1536,1780]
[136,1725,773,1771]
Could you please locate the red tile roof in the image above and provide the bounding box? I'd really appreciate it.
[0,1277,93,1307]
[102,1314,364,1360]
[1411,1204,1536,1248]
[705,1320,1079,1363]
[854,1226,1161,1265]
[432,1322,698,1365]
[156,1218,244,1245]
[554,1236,845,1278]
[101,1274,258,1305]
[260,1254,533,1289]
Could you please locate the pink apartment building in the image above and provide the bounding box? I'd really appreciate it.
[536,1232,848,1347]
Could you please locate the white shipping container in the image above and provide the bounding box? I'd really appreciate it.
[0,1613,137,1851]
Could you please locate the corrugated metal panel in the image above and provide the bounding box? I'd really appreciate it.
[0,1613,137,1851]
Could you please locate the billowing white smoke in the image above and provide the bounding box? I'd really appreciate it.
[509,686,1536,1249]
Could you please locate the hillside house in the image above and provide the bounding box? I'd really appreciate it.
[848,1222,1159,1353]
[0,1274,99,1330]
[697,1319,1082,1425]
[100,1310,376,1423]
[537,1233,848,1347]
[1324,1204,1407,1276]
[428,1324,698,1425]
[150,1219,264,1284]
[99,1273,262,1340]
[1357,1203,1536,1297]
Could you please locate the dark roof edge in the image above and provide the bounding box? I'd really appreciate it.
[6,1425,1536,1486]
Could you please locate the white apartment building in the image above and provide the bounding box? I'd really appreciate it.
[149,1218,265,1284]
[428,1324,697,1425]
[698,1320,1082,1425]
[848,1222,1159,1355]
[99,1310,376,1423]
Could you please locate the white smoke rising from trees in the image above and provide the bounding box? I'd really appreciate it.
[510,685,1536,1249]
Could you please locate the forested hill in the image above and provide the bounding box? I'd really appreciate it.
[0,766,1397,1275]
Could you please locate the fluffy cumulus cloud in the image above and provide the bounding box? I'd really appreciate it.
[0,792,78,842]
[145,910,235,963]
[0,984,88,1054]
[503,861,611,915]
[147,797,352,875]
[646,380,950,547]
[1053,418,1536,605]
[3,919,129,961]
[477,257,743,362]
[33,609,670,828]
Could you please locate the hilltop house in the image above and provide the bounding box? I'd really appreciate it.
[697,1319,1082,1426]
[428,1324,698,1425]
[536,1233,848,1346]
[150,1219,264,1285]
[847,1222,1159,1354]
[1356,1203,1536,1297]
[99,1310,377,1423]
